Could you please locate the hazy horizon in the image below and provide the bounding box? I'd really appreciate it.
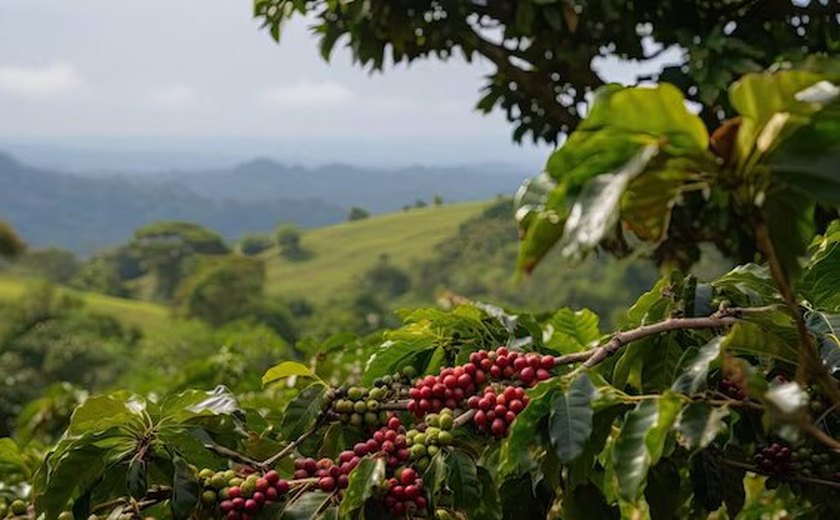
[0,0,680,172]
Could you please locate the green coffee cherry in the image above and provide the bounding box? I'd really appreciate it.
[10,500,27,515]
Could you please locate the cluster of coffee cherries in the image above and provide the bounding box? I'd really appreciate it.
[469,347,555,386]
[719,378,747,400]
[405,410,455,470]
[198,468,289,519]
[292,456,354,493]
[754,443,792,476]
[467,385,529,436]
[0,499,30,519]
[790,446,840,480]
[383,467,427,516]
[348,416,412,469]
[407,366,481,418]
[329,385,391,427]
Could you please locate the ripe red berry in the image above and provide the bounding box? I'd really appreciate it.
[541,355,555,369]
[265,487,278,501]
[503,386,517,400]
[265,470,280,484]
[513,357,528,371]
[255,478,269,492]
[536,368,551,381]
[338,474,350,489]
[220,500,234,513]
[491,418,507,436]
[228,487,242,499]
[467,395,480,408]
[474,410,487,427]
[497,347,509,356]
[227,512,240,520]
[509,399,524,413]
[457,373,472,388]
[319,477,336,492]
[496,355,509,367]
[388,416,401,430]
[231,497,245,509]
[245,498,259,512]
[519,367,535,383]
[490,365,502,378]
[276,479,289,493]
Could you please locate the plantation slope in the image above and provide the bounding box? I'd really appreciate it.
[0,274,169,330]
[263,201,489,302]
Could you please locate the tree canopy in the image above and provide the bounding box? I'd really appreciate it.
[255,0,840,143]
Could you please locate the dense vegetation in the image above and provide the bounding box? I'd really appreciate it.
[0,3,839,520]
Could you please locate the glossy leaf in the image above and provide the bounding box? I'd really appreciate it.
[448,450,481,512]
[171,455,199,520]
[262,361,322,387]
[672,336,723,394]
[613,393,682,501]
[498,383,558,476]
[548,374,597,462]
[677,403,729,450]
[281,492,332,520]
[339,457,385,517]
[280,384,327,439]
[543,308,601,353]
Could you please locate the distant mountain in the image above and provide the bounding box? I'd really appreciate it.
[148,159,527,213]
[0,151,530,253]
[0,153,345,253]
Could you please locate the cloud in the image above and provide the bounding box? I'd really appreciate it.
[0,63,82,98]
[260,80,353,110]
[149,84,199,109]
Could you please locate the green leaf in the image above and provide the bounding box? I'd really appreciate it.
[447,450,480,512]
[672,336,724,394]
[262,361,322,386]
[126,457,147,499]
[423,453,447,512]
[0,438,26,472]
[801,241,840,312]
[361,335,438,384]
[677,403,729,450]
[339,457,385,517]
[66,393,147,437]
[474,466,503,520]
[548,374,596,462]
[564,483,619,519]
[157,386,241,426]
[762,189,815,283]
[765,381,808,418]
[281,492,332,519]
[556,144,660,261]
[36,443,110,520]
[713,264,779,307]
[544,308,601,354]
[645,460,682,520]
[281,384,327,439]
[612,394,682,501]
[723,313,799,364]
[171,455,200,520]
[499,383,558,476]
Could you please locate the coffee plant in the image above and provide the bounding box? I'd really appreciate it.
[1,61,840,519]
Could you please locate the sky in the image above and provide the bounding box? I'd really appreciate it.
[0,0,681,170]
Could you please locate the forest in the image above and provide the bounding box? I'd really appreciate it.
[0,1,839,519]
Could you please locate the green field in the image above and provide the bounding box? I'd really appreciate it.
[0,274,169,330]
[262,201,488,302]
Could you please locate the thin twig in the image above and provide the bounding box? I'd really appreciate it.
[802,421,840,454]
[379,400,410,411]
[204,442,263,467]
[261,416,325,470]
[453,409,476,428]
[719,457,840,490]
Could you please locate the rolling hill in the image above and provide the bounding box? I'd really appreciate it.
[260,201,489,302]
[0,274,169,330]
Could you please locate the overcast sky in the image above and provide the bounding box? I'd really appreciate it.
[0,0,680,169]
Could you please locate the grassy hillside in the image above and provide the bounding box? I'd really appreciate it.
[262,201,488,302]
[0,274,169,330]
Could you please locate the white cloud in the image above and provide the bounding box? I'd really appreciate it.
[0,62,82,98]
[260,80,353,110]
[149,84,199,109]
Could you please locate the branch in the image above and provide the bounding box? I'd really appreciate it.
[719,458,840,489]
[753,216,840,405]
[453,409,476,428]
[260,416,325,470]
[204,442,263,468]
[558,313,738,373]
